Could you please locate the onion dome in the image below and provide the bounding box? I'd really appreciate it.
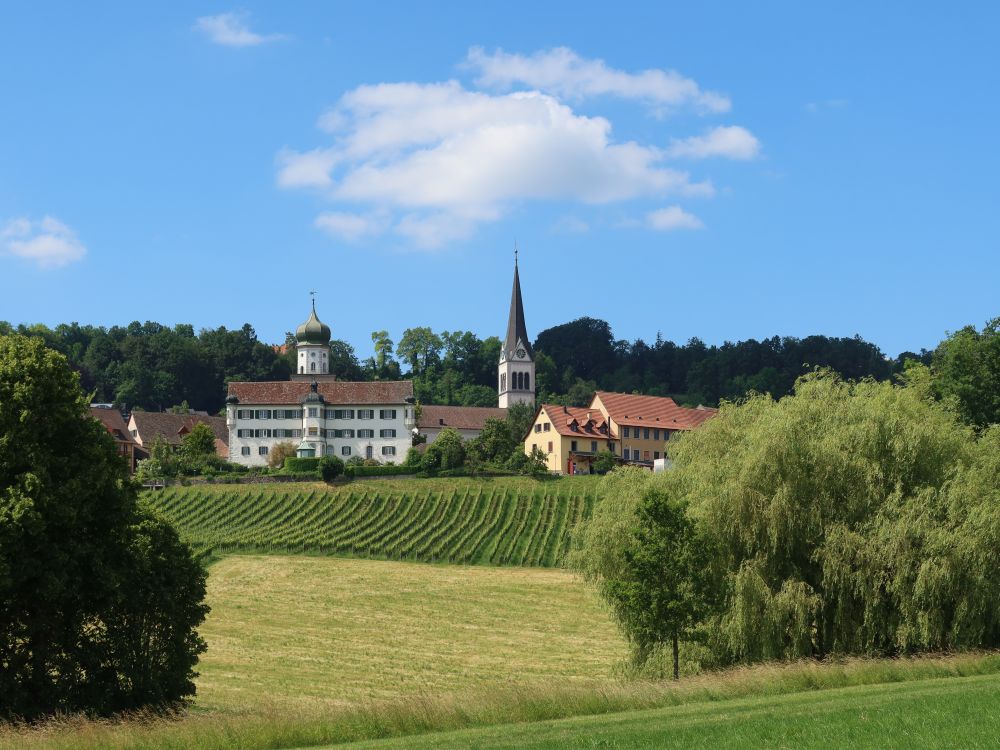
[295,300,331,345]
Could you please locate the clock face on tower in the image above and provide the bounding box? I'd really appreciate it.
[515,348,526,359]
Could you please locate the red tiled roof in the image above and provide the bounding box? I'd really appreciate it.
[593,391,717,431]
[228,380,414,406]
[537,404,613,439]
[418,405,507,431]
[89,406,134,444]
[130,412,228,447]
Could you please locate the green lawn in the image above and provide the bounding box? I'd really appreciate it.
[145,476,600,566]
[339,673,1000,749]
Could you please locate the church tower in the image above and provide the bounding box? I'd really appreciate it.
[295,297,332,376]
[498,251,535,408]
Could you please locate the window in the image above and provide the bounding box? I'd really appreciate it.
[308,407,317,418]
[380,429,397,438]
[366,445,373,459]
[241,446,250,456]
[292,429,302,438]
[623,448,631,460]
[643,450,650,461]
[257,409,271,420]
[258,446,269,456]
[547,441,553,453]
[326,446,335,455]
[654,451,660,460]
[342,446,351,456]
[358,429,375,438]
[591,441,598,452]
[130,429,137,437]
[524,373,530,391]
[380,409,397,419]
[531,443,537,452]
[664,431,671,442]
[571,440,578,452]
[534,424,541,433]
[253,429,272,438]
[644,428,650,440]
[333,409,355,419]
[358,409,374,420]
[308,427,318,436]
[381,446,396,456]
[654,429,660,441]
[310,351,316,358]
[543,423,551,432]
[501,373,506,391]
[325,409,335,419]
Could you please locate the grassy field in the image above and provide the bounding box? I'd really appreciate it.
[339,672,1000,749]
[196,554,625,710]
[145,476,599,567]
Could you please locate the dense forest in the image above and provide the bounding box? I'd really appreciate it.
[0,316,941,416]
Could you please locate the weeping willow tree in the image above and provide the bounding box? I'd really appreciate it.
[575,368,1000,669]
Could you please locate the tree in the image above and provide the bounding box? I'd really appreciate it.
[181,422,217,462]
[421,427,465,473]
[397,327,443,376]
[268,441,297,469]
[369,330,397,379]
[602,489,712,679]
[931,318,1000,429]
[593,450,617,474]
[0,335,208,718]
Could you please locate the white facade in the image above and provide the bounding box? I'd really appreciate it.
[498,343,535,409]
[227,403,415,467]
[296,343,329,375]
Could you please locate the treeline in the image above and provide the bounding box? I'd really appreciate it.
[0,315,945,416]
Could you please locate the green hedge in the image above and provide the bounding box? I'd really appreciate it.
[282,457,321,473]
[344,465,415,478]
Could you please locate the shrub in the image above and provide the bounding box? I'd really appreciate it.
[319,455,345,482]
[282,456,321,473]
[268,441,297,469]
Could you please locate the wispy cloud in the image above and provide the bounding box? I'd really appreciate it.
[667,126,760,160]
[1,216,87,268]
[314,212,385,242]
[647,205,704,231]
[805,98,849,114]
[467,47,730,113]
[194,12,286,47]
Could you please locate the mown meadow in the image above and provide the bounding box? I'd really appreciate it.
[145,476,600,566]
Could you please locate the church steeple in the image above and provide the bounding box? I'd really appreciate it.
[503,251,533,360]
[498,247,535,409]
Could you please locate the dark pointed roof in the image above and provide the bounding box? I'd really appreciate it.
[504,259,532,358]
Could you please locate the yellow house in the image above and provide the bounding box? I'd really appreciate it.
[524,391,717,475]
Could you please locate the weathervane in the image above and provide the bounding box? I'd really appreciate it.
[514,240,518,266]
[309,290,316,311]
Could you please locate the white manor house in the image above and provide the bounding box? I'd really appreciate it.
[226,260,535,467]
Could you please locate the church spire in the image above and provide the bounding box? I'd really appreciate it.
[504,248,532,359]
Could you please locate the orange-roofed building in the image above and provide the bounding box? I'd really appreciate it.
[523,391,717,475]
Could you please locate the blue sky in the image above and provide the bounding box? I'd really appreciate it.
[1,2,997,359]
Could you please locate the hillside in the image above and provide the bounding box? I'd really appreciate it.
[144,476,600,566]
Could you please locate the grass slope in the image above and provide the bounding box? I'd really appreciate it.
[197,554,624,711]
[339,673,1000,749]
[145,476,599,567]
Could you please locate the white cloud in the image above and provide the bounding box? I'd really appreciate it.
[551,215,590,234]
[279,48,756,249]
[194,12,285,47]
[467,46,730,113]
[279,82,716,248]
[314,212,384,242]
[647,205,704,231]
[1,216,87,268]
[666,126,760,160]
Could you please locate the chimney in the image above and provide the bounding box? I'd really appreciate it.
[563,406,569,414]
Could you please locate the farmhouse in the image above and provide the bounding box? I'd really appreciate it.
[128,410,228,458]
[525,391,717,475]
[89,404,140,472]
[417,405,509,443]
